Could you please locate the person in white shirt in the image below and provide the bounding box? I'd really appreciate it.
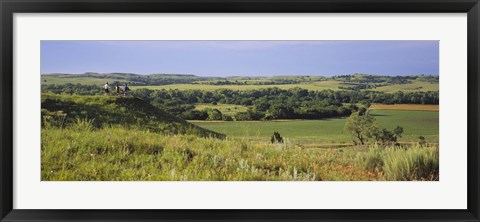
[104,82,109,94]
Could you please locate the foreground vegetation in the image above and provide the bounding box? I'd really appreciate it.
[42,121,438,181]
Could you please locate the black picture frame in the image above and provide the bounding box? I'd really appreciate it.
[1,0,479,221]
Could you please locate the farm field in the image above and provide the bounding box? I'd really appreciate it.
[195,103,251,116]
[192,109,439,146]
[129,81,341,91]
[129,80,438,92]
[370,104,439,111]
[373,81,439,93]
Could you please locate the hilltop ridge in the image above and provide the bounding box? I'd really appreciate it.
[41,72,439,92]
[41,93,225,139]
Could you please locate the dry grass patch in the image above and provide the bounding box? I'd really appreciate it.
[370,104,439,112]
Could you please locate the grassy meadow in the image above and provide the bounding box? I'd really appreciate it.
[194,103,251,116]
[42,122,438,181]
[372,81,439,93]
[191,109,439,146]
[129,81,341,91]
[129,79,438,92]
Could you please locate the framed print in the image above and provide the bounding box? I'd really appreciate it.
[1,0,479,221]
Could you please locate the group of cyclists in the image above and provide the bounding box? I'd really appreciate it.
[104,82,130,97]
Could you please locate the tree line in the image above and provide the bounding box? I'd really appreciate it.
[42,84,439,121]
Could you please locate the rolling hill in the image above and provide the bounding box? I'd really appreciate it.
[41,72,214,86]
[41,93,224,138]
[41,72,439,93]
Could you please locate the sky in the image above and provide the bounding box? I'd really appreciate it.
[41,40,439,77]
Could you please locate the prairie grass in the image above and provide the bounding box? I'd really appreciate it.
[357,145,439,181]
[42,120,438,181]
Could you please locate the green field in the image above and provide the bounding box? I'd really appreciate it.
[130,80,437,92]
[192,110,438,146]
[195,103,251,115]
[130,80,341,91]
[374,81,439,93]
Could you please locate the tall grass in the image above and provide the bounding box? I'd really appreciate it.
[357,145,439,181]
[42,119,438,181]
[42,120,387,181]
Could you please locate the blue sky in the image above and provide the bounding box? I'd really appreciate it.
[41,40,439,76]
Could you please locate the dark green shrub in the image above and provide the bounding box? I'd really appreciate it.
[270,131,284,144]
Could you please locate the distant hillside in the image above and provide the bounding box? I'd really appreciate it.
[41,72,216,86]
[41,72,439,93]
[41,93,224,138]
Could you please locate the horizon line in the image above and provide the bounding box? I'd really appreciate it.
[40,72,440,78]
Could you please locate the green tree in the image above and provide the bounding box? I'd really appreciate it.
[361,100,371,109]
[268,104,294,119]
[345,112,377,145]
[207,109,223,121]
[373,126,404,145]
[393,126,404,138]
[234,112,252,121]
[222,114,233,121]
[254,99,270,112]
[418,135,426,147]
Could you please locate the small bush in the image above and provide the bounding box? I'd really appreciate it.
[270,131,284,144]
[41,110,67,129]
[70,118,95,132]
[418,136,427,147]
